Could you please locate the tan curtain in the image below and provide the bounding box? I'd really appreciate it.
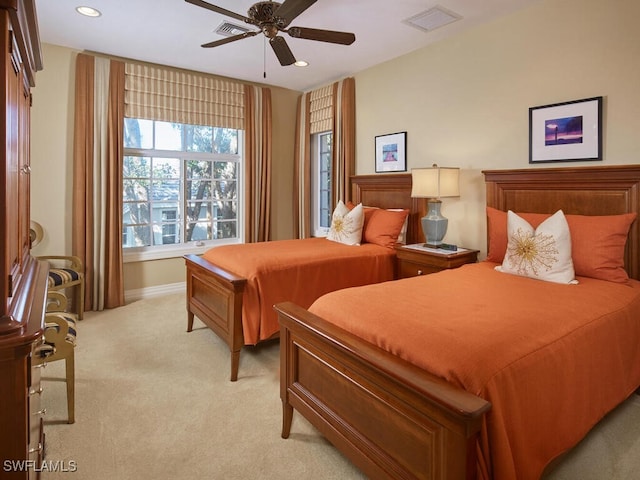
[293,92,311,238]
[244,85,272,243]
[331,77,356,206]
[73,53,125,310]
[293,77,355,238]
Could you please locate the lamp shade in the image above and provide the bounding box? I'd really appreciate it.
[411,166,460,199]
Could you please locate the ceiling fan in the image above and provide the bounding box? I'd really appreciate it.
[185,0,356,66]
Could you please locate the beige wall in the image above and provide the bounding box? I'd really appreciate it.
[354,0,640,256]
[30,0,640,292]
[30,44,77,257]
[29,44,300,293]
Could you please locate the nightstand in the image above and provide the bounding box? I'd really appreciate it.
[395,244,480,279]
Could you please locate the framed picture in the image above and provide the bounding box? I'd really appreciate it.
[529,96,603,163]
[375,131,407,172]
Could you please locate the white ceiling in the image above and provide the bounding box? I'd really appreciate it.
[35,0,540,92]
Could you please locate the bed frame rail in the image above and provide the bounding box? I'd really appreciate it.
[277,301,490,480]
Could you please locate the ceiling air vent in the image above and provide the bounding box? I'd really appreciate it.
[215,21,252,37]
[403,6,462,32]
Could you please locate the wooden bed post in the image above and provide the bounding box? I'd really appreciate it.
[184,254,246,381]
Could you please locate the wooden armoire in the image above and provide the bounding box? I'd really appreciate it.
[0,1,46,478]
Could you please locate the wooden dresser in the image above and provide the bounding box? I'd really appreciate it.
[0,1,45,478]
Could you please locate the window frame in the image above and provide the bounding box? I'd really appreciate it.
[122,121,244,263]
[311,131,333,237]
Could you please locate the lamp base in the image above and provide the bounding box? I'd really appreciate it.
[421,199,449,247]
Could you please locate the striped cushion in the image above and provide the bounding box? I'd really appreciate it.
[45,314,77,345]
[37,343,56,359]
[48,268,81,288]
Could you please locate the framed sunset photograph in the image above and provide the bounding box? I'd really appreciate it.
[529,96,602,163]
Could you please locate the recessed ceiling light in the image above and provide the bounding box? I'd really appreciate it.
[76,6,102,17]
[294,60,309,67]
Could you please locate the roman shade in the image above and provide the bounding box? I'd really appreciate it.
[309,84,333,134]
[124,63,245,129]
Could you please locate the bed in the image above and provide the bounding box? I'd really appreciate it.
[275,164,640,480]
[184,174,427,381]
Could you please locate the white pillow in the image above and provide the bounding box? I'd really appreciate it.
[327,201,364,246]
[495,210,577,284]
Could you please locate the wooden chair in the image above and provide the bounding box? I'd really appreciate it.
[38,255,85,320]
[35,291,77,424]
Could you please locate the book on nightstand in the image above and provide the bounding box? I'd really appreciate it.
[402,244,470,255]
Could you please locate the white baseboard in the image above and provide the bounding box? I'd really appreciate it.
[124,282,186,303]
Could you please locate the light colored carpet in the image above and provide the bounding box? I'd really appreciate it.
[41,293,640,479]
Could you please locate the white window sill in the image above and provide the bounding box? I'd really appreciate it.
[123,239,241,263]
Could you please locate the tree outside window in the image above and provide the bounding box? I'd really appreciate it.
[123,118,242,250]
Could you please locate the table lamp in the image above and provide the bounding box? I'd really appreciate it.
[411,164,460,248]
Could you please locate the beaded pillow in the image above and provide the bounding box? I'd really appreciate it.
[327,200,364,246]
[496,210,577,284]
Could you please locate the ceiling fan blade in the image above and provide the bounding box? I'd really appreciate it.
[185,0,251,23]
[273,0,317,27]
[269,36,296,66]
[287,27,355,45]
[201,31,258,48]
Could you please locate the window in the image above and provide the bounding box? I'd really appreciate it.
[311,131,332,237]
[123,118,243,261]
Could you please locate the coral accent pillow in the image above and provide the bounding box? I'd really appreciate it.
[362,208,410,248]
[327,200,364,245]
[486,207,636,283]
[346,202,410,248]
[496,210,577,284]
[565,213,636,283]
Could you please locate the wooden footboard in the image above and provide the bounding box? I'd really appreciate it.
[276,302,491,480]
[184,254,246,381]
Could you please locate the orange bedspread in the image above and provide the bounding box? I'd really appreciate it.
[308,261,640,480]
[202,237,396,345]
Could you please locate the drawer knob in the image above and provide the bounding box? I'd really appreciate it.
[33,408,47,417]
[29,386,44,396]
[417,269,423,275]
[28,443,43,454]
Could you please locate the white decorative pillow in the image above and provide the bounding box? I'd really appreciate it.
[495,210,578,284]
[327,201,364,246]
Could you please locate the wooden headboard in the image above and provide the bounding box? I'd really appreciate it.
[350,174,427,245]
[483,165,640,280]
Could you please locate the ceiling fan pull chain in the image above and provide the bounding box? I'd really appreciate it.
[263,36,267,79]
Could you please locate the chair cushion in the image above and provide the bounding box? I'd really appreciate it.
[45,314,77,345]
[37,343,56,359]
[48,268,81,287]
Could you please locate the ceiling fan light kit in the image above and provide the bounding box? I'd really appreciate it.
[186,0,356,66]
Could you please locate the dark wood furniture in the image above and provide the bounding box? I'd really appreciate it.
[396,245,479,278]
[184,174,426,381]
[0,1,45,478]
[275,164,640,480]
